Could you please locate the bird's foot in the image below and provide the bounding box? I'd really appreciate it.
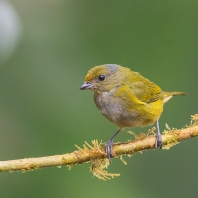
[155,133,163,149]
[106,139,113,162]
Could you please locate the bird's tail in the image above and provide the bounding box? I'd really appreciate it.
[163,91,187,103]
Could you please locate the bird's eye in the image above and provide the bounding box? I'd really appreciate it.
[98,75,105,81]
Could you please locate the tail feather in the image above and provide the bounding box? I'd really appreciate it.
[163,91,187,103]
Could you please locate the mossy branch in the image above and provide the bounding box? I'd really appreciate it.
[0,114,198,180]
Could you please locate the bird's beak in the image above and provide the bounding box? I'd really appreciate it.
[80,82,94,90]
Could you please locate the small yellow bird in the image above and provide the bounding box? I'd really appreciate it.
[80,64,186,160]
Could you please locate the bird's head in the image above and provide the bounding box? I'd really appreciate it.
[80,64,119,93]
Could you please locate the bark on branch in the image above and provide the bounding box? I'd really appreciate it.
[0,114,197,180]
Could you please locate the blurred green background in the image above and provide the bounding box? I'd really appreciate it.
[0,0,197,197]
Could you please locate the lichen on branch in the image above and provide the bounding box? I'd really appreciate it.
[0,114,198,180]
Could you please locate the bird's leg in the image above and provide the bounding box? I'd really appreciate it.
[106,129,121,162]
[155,120,163,148]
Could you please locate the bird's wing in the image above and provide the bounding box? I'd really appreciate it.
[129,80,163,104]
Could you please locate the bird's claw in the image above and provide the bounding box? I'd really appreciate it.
[155,133,163,148]
[106,140,113,162]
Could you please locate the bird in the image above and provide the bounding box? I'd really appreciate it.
[80,64,186,161]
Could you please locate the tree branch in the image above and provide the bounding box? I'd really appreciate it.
[0,114,198,180]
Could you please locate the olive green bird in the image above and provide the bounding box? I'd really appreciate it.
[80,64,186,160]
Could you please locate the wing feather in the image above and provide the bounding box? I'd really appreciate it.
[128,79,163,104]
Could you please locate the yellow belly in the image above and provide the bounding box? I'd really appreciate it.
[94,92,163,129]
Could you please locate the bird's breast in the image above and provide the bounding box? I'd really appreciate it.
[94,91,150,128]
